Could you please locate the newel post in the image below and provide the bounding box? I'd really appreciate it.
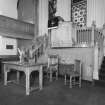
[93,42,99,82]
[91,21,96,46]
[102,23,105,46]
[102,23,105,57]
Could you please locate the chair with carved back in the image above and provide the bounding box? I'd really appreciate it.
[64,59,82,88]
[47,54,59,82]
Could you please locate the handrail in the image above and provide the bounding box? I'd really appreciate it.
[74,24,104,79]
[74,24,104,47]
[76,27,92,44]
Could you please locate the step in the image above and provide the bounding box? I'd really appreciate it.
[102,61,105,63]
[99,76,105,81]
[101,64,105,68]
[94,80,105,87]
[99,69,105,74]
[99,73,105,77]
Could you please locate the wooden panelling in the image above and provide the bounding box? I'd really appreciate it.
[0,15,34,39]
[47,47,94,81]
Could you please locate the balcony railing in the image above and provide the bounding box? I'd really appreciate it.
[0,15,34,39]
[49,21,104,48]
[76,27,92,45]
[73,22,104,47]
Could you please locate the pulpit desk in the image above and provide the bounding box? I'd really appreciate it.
[3,61,46,95]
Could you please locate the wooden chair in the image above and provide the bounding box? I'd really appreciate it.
[47,54,59,82]
[64,59,82,88]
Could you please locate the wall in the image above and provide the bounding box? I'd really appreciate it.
[0,0,17,19]
[47,47,94,81]
[0,36,17,55]
[87,0,105,28]
[55,0,71,21]
[51,21,72,47]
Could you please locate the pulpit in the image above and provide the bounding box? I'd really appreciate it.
[50,21,73,47]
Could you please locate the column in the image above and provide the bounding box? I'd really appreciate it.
[33,0,39,38]
[39,0,48,36]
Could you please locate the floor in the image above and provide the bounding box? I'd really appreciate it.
[0,75,105,105]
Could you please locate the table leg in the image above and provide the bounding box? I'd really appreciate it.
[49,70,52,82]
[64,74,67,85]
[39,66,43,90]
[4,65,8,86]
[25,69,30,95]
[17,71,20,83]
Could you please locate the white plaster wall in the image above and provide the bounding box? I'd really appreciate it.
[51,22,72,47]
[0,36,17,55]
[87,0,105,28]
[47,47,94,81]
[0,0,17,19]
[56,0,71,21]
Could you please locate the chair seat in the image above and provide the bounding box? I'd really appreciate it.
[64,60,82,88]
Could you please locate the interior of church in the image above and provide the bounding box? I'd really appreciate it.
[0,0,105,105]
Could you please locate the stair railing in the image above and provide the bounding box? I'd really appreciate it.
[76,27,92,45]
[73,21,104,47]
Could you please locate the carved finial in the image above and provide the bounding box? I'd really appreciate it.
[103,23,105,29]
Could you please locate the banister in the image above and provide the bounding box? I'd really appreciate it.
[74,22,104,47]
[75,27,92,45]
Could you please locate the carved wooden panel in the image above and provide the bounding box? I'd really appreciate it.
[71,0,87,27]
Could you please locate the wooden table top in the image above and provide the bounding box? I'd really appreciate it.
[2,61,47,67]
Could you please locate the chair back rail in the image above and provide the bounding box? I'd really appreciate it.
[47,54,59,82]
[48,54,59,68]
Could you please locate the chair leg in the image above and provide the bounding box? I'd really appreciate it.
[46,72,49,80]
[49,70,52,82]
[74,77,76,87]
[69,76,72,88]
[56,71,58,80]
[79,76,81,88]
[17,71,20,83]
[64,75,67,85]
